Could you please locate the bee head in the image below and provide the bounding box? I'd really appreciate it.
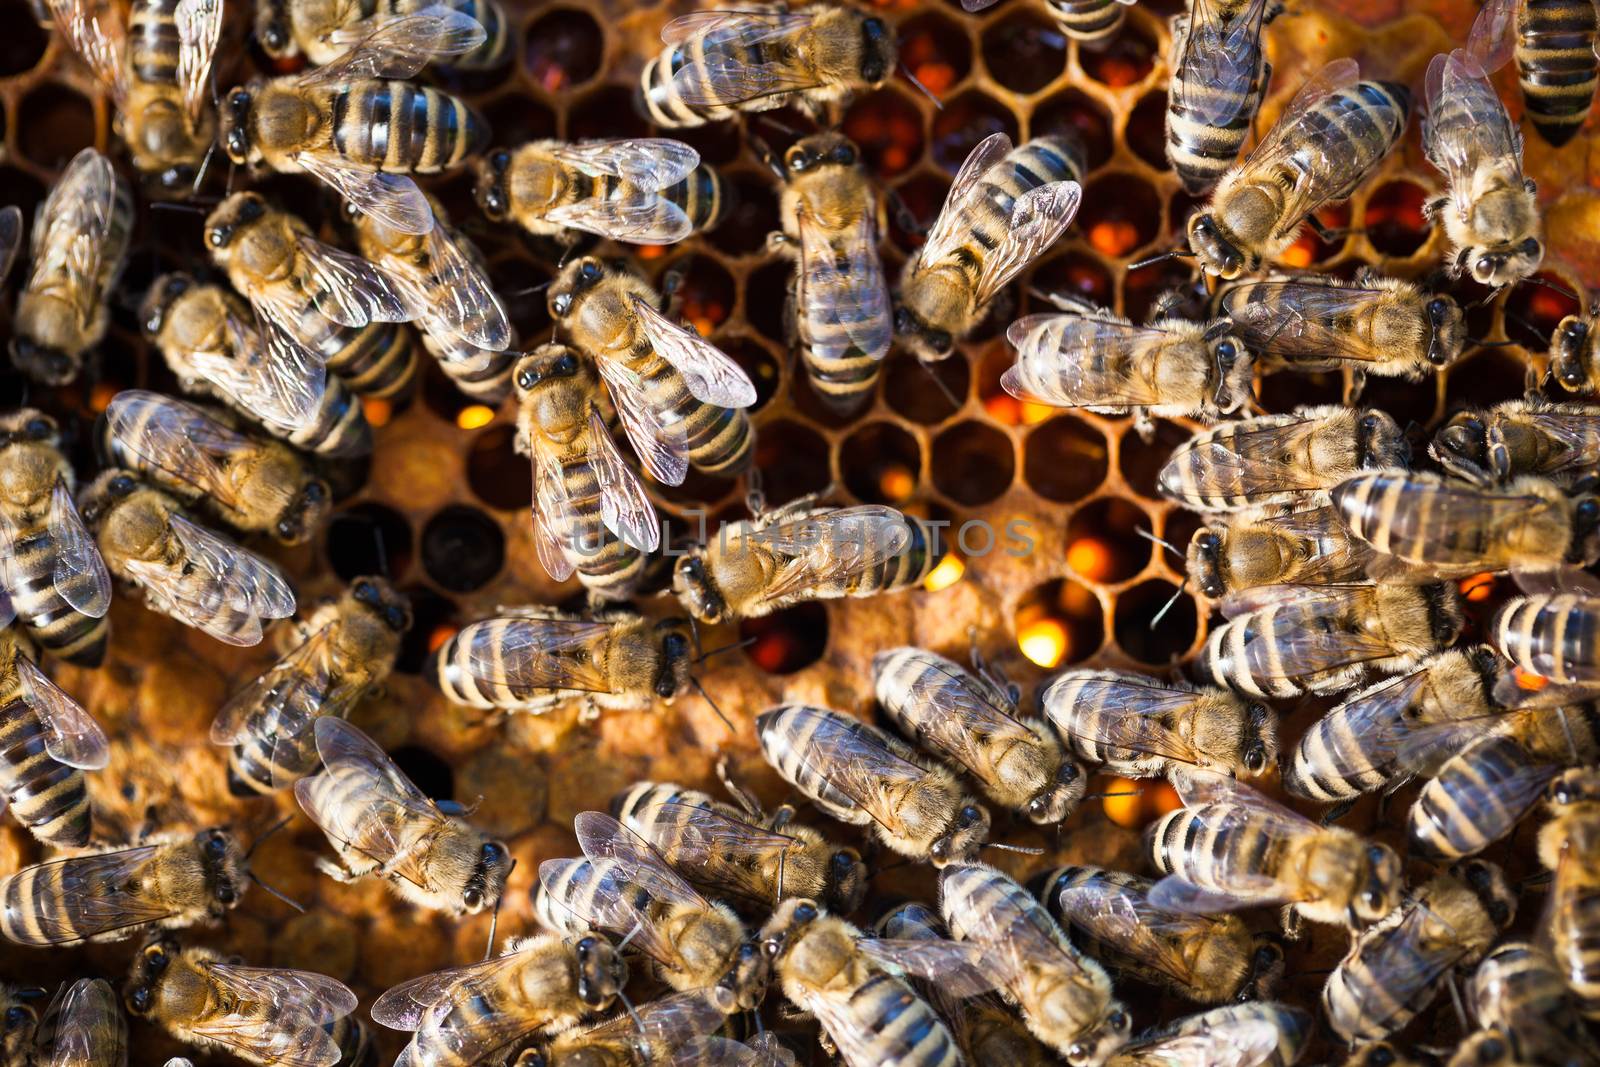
[0,409,59,451]
[548,257,608,320]
[1569,493,1600,564]
[1241,701,1277,777]
[785,134,859,176]
[1432,410,1492,482]
[219,86,255,164]
[205,192,267,251]
[350,575,412,633]
[140,273,194,338]
[0,986,43,1049]
[125,934,179,1016]
[928,802,989,866]
[1354,409,1406,469]
[255,0,293,58]
[822,847,867,914]
[758,898,820,961]
[1551,314,1593,391]
[1028,758,1085,825]
[475,149,514,220]
[8,334,77,387]
[1549,765,1600,808]
[276,477,330,544]
[1452,858,1517,931]
[571,935,626,1009]
[514,343,586,401]
[1202,320,1252,414]
[858,15,893,85]
[1065,1006,1131,1067]
[654,617,693,699]
[77,469,141,528]
[1470,236,1543,289]
[153,161,197,193]
[1352,842,1402,923]
[193,827,245,912]
[1244,931,1287,1000]
[892,304,954,363]
[713,936,770,1013]
[1186,527,1226,600]
[671,551,725,624]
[1424,295,1466,369]
[1186,214,1245,279]
[459,839,510,914]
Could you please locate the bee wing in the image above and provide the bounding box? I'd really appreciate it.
[920,133,1014,268]
[104,390,254,507]
[1226,586,1410,680]
[973,181,1080,307]
[0,205,24,291]
[372,949,533,1030]
[402,223,510,351]
[594,355,691,486]
[216,306,328,431]
[1220,280,1393,362]
[537,856,685,968]
[174,0,222,123]
[1163,417,1337,502]
[44,0,128,99]
[461,616,617,694]
[629,295,757,407]
[546,192,695,245]
[587,407,661,553]
[674,1038,780,1067]
[1003,314,1176,407]
[629,797,802,902]
[1465,0,1519,74]
[1312,668,1437,778]
[43,978,125,1067]
[1174,0,1271,128]
[293,153,435,237]
[662,11,820,107]
[294,232,409,327]
[887,655,1038,783]
[15,656,107,770]
[550,138,702,192]
[209,625,353,783]
[1424,50,1524,228]
[126,514,296,645]
[1113,1020,1284,1067]
[769,705,929,831]
[1055,882,1206,987]
[795,204,892,364]
[937,864,1089,990]
[1331,903,1477,1034]
[33,150,117,305]
[1063,699,1205,768]
[47,478,111,619]
[531,445,579,582]
[0,845,175,944]
[574,990,725,1053]
[574,811,712,911]
[1238,58,1364,227]
[305,4,486,83]
[194,963,356,1067]
[798,984,944,1067]
[749,506,916,607]
[1342,479,1561,566]
[855,938,1003,997]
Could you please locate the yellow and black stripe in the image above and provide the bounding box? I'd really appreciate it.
[1,490,109,666]
[1493,592,1600,686]
[0,651,90,847]
[424,339,516,405]
[1046,0,1127,42]
[1164,2,1269,193]
[548,441,647,600]
[328,81,487,174]
[625,347,752,477]
[1518,0,1600,146]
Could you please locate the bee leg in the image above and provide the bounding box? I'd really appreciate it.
[1134,410,1156,443]
[1277,904,1304,941]
[314,857,359,884]
[1264,2,1286,22]
[716,752,768,819]
[744,467,767,517]
[746,132,786,184]
[1307,215,1360,245]
[1343,369,1367,405]
[1422,195,1449,227]
[1318,798,1357,825]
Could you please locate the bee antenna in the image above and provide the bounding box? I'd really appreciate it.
[618,990,646,1037]
[509,279,553,298]
[983,842,1045,856]
[1149,579,1189,631]
[225,159,236,197]
[244,815,293,861]
[192,140,216,197]
[617,922,643,952]
[1521,274,1579,301]
[247,872,306,913]
[1135,526,1183,559]
[690,675,737,735]
[1128,249,1195,271]
[693,636,757,665]
[373,522,391,578]
[898,62,944,110]
[1467,289,1503,311]
[919,359,963,410]
[754,113,800,137]
[151,201,211,215]
[484,858,514,960]
[1081,789,1142,800]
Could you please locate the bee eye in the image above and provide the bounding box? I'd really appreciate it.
[959,804,981,826]
[786,150,808,172]
[215,884,236,904]
[663,633,688,656]
[24,417,51,439]
[1427,297,1449,323]
[207,225,232,247]
[109,474,135,496]
[795,902,818,923]
[205,833,227,857]
[129,988,151,1013]
[4,1007,29,1029]
[386,607,407,630]
[353,580,374,601]
[482,841,506,862]
[1108,1010,1129,1032]
[552,293,572,317]
[230,90,249,108]
[1215,339,1237,366]
[276,519,296,539]
[147,948,167,970]
[1579,499,1599,522]
[1244,742,1267,773]
[579,261,601,282]
[462,888,482,909]
[262,24,286,49]
[832,144,857,165]
[555,354,578,375]
[1370,1048,1396,1067]
[1521,238,1541,256]
[894,306,915,334]
[928,330,952,354]
[491,150,509,169]
[516,369,537,390]
[226,129,248,158]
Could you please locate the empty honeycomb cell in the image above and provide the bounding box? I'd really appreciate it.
[653,458,742,511]
[841,421,923,504]
[1277,203,1352,269]
[931,90,1019,172]
[669,255,736,334]
[1114,578,1198,664]
[932,419,1015,505]
[488,258,552,340]
[709,174,782,257]
[980,8,1067,95]
[389,745,455,801]
[1032,88,1113,172]
[17,84,95,169]
[394,586,458,675]
[1161,508,1205,562]
[422,505,506,593]
[1361,372,1441,432]
[0,0,46,76]
[1362,181,1432,259]
[1127,91,1170,172]
[1014,577,1104,668]
[886,351,969,424]
[1025,416,1108,502]
[1119,420,1190,498]
[458,744,548,838]
[742,601,829,675]
[0,167,43,219]
[480,94,558,149]
[1443,349,1534,412]
[420,361,487,425]
[899,12,974,97]
[322,508,412,589]
[754,419,831,505]
[524,8,605,93]
[722,337,781,412]
[1079,19,1158,88]
[466,425,534,511]
[885,173,949,254]
[743,260,791,343]
[1504,272,1582,349]
[1031,251,1114,305]
[1080,172,1162,259]
[1259,369,1343,411]
[843,88,926,179]
[568,84,649,141]
[1066,498,1151,583]
[671,119,745,168]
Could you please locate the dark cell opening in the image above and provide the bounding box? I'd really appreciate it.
[842,89,926,180]
[1505,272,1581,350]
[569,85,649,141]
[708,174,783,257]
[841,422,922,504]
[1025,417,1107,502]
[1032,90,1113,172]
[1080,20,1156,87]
[326,503,415,583]
[395,586,458,675]
[389,745,454,801]
[1014,578,1104,668]
[900,12,974,96]
[885,353,969,424]
[481,96,558,148]
[1114,579,1198,664]
[741,601,829,674]
[18,85,95,170]
[421,506,505,593]
[0,0,47,76]
[1119,420,1192,499]
[466,426,534,511]
[1364,182,1431,258]
[753,420,831,508]
[931,91,1019,172]
[745,260,792,344]
[1079,172,1162,259]
[1127,92,1170,171]
[932,420,1015,505]
[1030,252,1113,308]
[525,9,605,92]
[981,10,1066,95]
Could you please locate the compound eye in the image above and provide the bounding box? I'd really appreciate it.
[207,225,232,247]
[832,144,857,165]
[491,150,510,169]
[24,417,51,439]
[663,633,688,656]
[794,902,818,923]
[386,607,408,630]
[4,1006,29,1029]
[1028,796,1049,820]
[353,580,374,601]
[552,293,573,317]
[216,884,236,904]
[894,306,916,333]
[578,260,601,282]
[1198,531,1220,551]
[226,130,248,158]
[1427,297,1449,323]
[230,89,249,108]
[276,519,296,539]
[928,330,952,354]
[206,832,228,857]
[1244,742,1267,773]
[110,474,136,496]
[462,888,482,909]
[1568,319,1590,340]
[129,988,151,1013]
[516,369,537,391]
[1580,499,1599,522]
[555,353,578,375]
[959,805,981,826]
[785,149,809,172]
[1215,339,1237,366]
[482,841,507,863]
[1521,238,1542,256]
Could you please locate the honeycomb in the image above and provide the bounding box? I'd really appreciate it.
[0,0,1597,1061]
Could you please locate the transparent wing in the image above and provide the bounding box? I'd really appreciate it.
[800,984,944,1067]
[795,204,892,364]
[536,856,683,968]
[34,150,116,309]
[1311,668,1436,778]
[1424,50,1523,227]
[463,616,616,694]
[413,225,510,351]
[1466,0,1519,73]
[1055,881,1205,986]
[224,307,328,431]
[573,811,712,911]
[174,0,222,122]
[47,479,111,619]
[295,232,409,327]
[1341,478,1560,568]
[1412,730,1564,833]
[104,390,254,506]
[855,937,1001,997]
[1222,587,1405,682]
[44,978,125,1067]
[124,515,295,645]
[1059,694,1204,767]
[0,206,23,291]
[1003,313,1180,407]
[292,154,434,236]
[938,863,1087,991]
[1148,874,1289,914]
[305,5,486,83]
[1331,904,1474,1033]
[768,705,928,832]
[531,447,578,582]
[1220,280,1395,363]
[371,953,524,1030]
[546,194,694,245]
[1115,1019,1283,1067]
[0,845,174,944]
[377,957,548,1062]
[16,656,107,770]
[594,356,690,485]
[663,11,820,107]
[627,796,802,902]
[630,296,756,407]
[569,991,725,1058]
[1239,58,1365,227]
[884,653,1036,783]
[550,139,701,191]
[974,181,1080,306]
[44,0,127,99]
[921,133,1013,267]
[1174,0,1271,128]
[587,408,661,553]
[1166,416,1340,498]
[749,506,915,606]
[210,625,355,782]
[194,963,356,1067]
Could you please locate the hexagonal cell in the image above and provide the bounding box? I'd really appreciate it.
[394,588,461,673]
[931,90,1019,172]
[1114,579,1198,664]
[843,88,926,180]
[1080,172,1162,259]
[669,256,736,335]
[389,745,454,801]
[1360,372,1440,432]
[981,8,1066,95]
[1065,498,1151,583]
[421,506,506,593]
[524,9,605,92]
[1119,420,1192,499]
[1024,417,1107,502]
[652,460,738,510]
[1505,271,1581,349]
[466,425,533,511]
[1030,252,1113,307]
[1443,349,1533,412]
[1079,19,1157,88]
[886,173,949,255]
[885,352,969,424]
[1127,92,1170,172]
[488,257,552,341]
[932,420,1015,506]
[1276,203,1351,268]
[709,173,782,257]
[671,120,746,168]
[480,94,557,148]
[17,84,95,169]
[0,0,47,76]
[900,12,974,96]
[568,85,650,141]
[326,503,415,582]
[0,168,44,220]
[744,260,791,343]
[722,337,781,412]
[1032,89,1113,172]
[1014,577,1103,668]
[1363,181,1431,258]
[741,601,828,674]
[754,419,831,506]
[841,422,922,504]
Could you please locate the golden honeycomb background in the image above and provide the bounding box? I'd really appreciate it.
[2,0,1600,1061]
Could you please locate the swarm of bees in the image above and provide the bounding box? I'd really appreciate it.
[3,0,1600,1063]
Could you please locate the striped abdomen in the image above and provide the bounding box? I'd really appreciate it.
[1550,871,1600,1018]
[264,373,372,457]
[423,338,516,405]
[820,973,963,1067]
[547,441,646,600]
[827,514,943,598]
[1518,0,1599,146]
[756,705,895,825]
[128,0,181,88]
[1287,693,1403,801]
[1332,473,1566,573]
[328,1016,377,1067]
[298,317,416,399]
[1322,905,1456,1041]
[572,166,728,235]
[1493,593,1600,685]
[0,681,90,846]
[638,23,791,128]
[4,522,108,667]
[534,856,654,941]
[227,697,322,797]
[938,137,1083,293]
[1028,865,1156,965]
[415,0,511,69]
[1149,803,1293,899]
[1279,81,1409,205]
[1046,0,1127,41]
[1164,12,1267,194]
[620,350,751,476]
[943,863,1074,961]
[327,82,486,174]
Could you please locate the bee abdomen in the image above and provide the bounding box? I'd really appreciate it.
[433,0,512,69]
[328,1015,378,1067]
[324,323,416,399]
[556,452,645,600]
[331,82,486,174]
[128,0,181,85]
[1494,593,1600,685]
[6,531,109,667]
[860,515,945,596]
[661,164,730,233]
[1409,734,1545,859]
[0,694,90,847]
[1045,0,1126,42]
[1305,82,1411,200]
[228,707,320,796]
[847,973,963,1067]
[1518,0,1600,145]
[1551,885,1600,1016]
[423,338,516,405]
[279,375,373,457]
[1165,16,1264,195]
[1286,710,1387,801]
[1322,916,1443,1041]
[638,359,752,475]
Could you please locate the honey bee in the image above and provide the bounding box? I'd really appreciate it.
[1407,703,1600,859]
[1037,865,1285,1006]
[476,139,727,246]
[895,134,1083,362]
[0,409,112,667]
[549,256,755,485]
[1216,275,1467,392]
[344,196,515,404]
[11,149,134,386]
[611,779,868,914]
[141,273,374,457]
[1462,0,1599,148]
[1493,592,1600,688]
[1041,670,1277,782]
[1470,942,1597,1067]
[1147,772,1404,930]
[1103,1003,1311,1067]
[1186,504,1375,602]
[758,703,991,866]
[212,576,409,796]
[1186,60,1409,279]
[370,932,627,1067]
[1432,400,1600,487]
[940,862,1130,1064]
[101,391,332,546]
[217,18,490,235]
[1549,310,1600,394]
[205,192,417,405]
[534,812,768,1013]
[513,346,659,600]
[673,499,944,624]
[45,0,220,192]
[0,827,246,946]
[638,5,895,128]
[1333,469,1600,578]
[1422,45,1542,289]
[1001,297,1253,432]
[519,990,728,1067]
[1539,767,1600,1019]
[428,607,691,716]
[1164,0,1277,195]
[874,646,1086,825]
[79,470,296,646]
[1157,405,1408,514]
[1323,860,1517,1042]
[295,717,511,915]
[1198,582,1462,699]
[31,978,126,1067]
[0,624,106,847]
[0,984,45,1067]
[256,0,511,70]
[763,132,891,414]
[123,935,360,1067]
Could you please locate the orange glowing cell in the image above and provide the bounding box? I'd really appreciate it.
[985,393,1023,425]
[916,63,955,94]
[1089,220,1140,257]
[1098,59,1140,88]
[923,553,965,593]
[362,398,392,428]
[456,405,496,431]
[1067,538,1114,582]
[751,633,793,674]
[1531,287,1574,321]
[882,146,909,173]
[1279,239,1314,269]
[878,465,915,502]
[637,244,666,261]
[1459,573,1495,602]
[427,625,457,654]
[1019,618,1069,668]
[1101,776,1145,828]
[690,317,715,337]
[1021,401,1055,425]
[89,382,118,413]
[1514,667,1548,691]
